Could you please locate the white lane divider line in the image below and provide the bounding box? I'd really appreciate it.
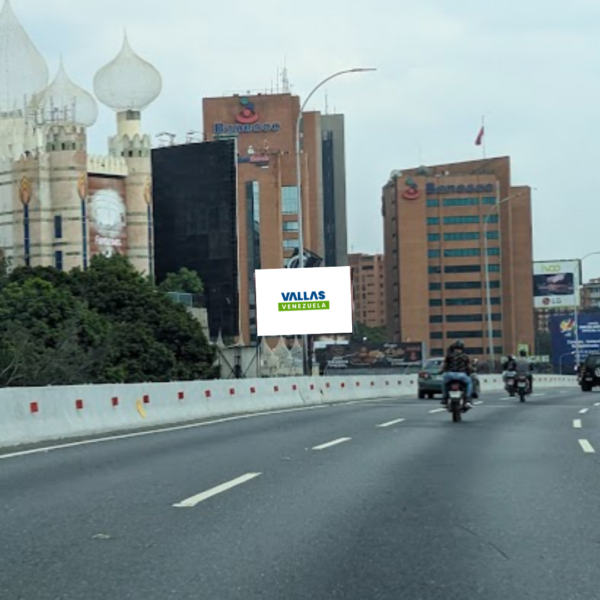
[377,418,406,428]
[312,437,351,451]
[594,402,600,407]
[173,473,262,508]
[579,439,596,454]
[474,401,484,405]
[579,409,589,415]
[429,408,446,414]
[573,420,582,429]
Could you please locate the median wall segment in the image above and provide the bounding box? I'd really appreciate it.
[0,375,576,449]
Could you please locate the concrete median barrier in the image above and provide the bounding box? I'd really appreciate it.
[0,374,576,450]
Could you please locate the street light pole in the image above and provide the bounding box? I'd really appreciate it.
[295,67,376,376]
[483,191,525,372]
[574,251,600,368]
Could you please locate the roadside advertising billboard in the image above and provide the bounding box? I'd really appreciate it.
[255,266,352,336]
[549,311,600,371]
[533,260,581,309]
[316,341,424,370]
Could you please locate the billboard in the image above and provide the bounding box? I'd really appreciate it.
[533,260,581,309]
[316,341,424,370]
[549,311,600,371]
[255,266,352,336]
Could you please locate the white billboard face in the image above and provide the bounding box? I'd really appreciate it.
[533,260,581,309]
[255,266,353,336]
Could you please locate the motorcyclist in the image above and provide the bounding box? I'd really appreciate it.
[441,340,474,409]
[515,349,534,392]
[502,355,517,388]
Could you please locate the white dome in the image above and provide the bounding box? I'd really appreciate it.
[93,33,162,112]
[0,0,49,114]
[32,61,98,127]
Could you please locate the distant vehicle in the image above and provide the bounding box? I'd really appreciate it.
[417,358,480,399]
[580,354,600,392]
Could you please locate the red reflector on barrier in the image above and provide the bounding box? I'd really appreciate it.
[341,383,346,388]
[386,381,390,386]
[292,385,297,391]
[326,383,330,388]
[251,387,256,394]
[30,402,39,414]
[310,384,315,390]
[371,382,375,386]
[274,386,279,392]
[178,392,185,400]
[356,382,360,387]
[143,395,150,404]
[112,397,119,407]
[230,389,235,396]
[76,399,84,410]
[205,390,211,398]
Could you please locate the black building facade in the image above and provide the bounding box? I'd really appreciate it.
[152,140,239,339]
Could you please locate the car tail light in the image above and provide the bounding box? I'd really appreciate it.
[419,372,429,379]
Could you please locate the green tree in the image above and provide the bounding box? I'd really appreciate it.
[351,323,388,343]
[159,267,204,295]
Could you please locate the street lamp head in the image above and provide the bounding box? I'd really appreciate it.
[350,68,377,73]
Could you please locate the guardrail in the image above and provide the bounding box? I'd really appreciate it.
[0,374,576,450]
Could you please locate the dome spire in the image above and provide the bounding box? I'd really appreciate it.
[0,0,49,115]
[93,31,162,114]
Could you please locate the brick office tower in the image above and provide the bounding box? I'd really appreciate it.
[382,157,535,364]
[203,92,349,344]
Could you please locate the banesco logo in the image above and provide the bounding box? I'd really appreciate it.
[279,291,330,312]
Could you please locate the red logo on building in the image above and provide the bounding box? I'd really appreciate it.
[235,97,259,125]
[402,178,420,200]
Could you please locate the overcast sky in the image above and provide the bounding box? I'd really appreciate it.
[14,0,600,280]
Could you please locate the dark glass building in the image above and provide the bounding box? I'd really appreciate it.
[151,140,239,339]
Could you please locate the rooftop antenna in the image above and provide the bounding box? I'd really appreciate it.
[276,68,279,93]
[325,91,329,115]
[282,58,290,93]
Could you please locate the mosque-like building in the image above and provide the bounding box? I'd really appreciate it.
[0,0,162,275]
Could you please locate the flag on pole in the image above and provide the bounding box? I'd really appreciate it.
[475,126,485,146]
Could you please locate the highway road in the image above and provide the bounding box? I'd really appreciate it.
[1,386,598,599]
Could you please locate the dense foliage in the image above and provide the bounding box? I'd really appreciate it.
[0,255,217,387]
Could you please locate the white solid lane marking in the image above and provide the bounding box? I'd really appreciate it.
[377,418,406,428]
[594,402,600,407]
[429,408,446,414]
[173,473,262,508]
[0,405,333,461]
[579,409,589,415]
[574,420,582,429]
[312,437,351,451]
[579,439,596,454]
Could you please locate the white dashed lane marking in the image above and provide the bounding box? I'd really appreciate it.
[579,440,596,454]
[312,438,351,451]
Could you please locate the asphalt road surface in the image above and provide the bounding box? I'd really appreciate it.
[1,386,599,600]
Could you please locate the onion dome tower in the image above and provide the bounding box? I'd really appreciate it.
[32,60,98,127]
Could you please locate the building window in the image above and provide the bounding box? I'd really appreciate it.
[444,216,479,225]
[445,265,481,273]
[428,249,441,259]
[490,297,502,305]
[444,248,480,258]
[431,348,444,357]
[428,233,441,242]
[429,266,442,274]
[54,250,63,270]
[487,247,500,256]
[431,332,443,339]
[429,299,443,307]
[283,239,300,250]
[446,281,482,290]
[427,199,439,207]
[283,221,299,232]
[443,197,479,207]
[429,282,442,291]
[465,347,484,355]
[482,197,496,205]
[489,313,503,321]
[444,232,480,242]
[447,314,483,323]
[446,298,483,306]
[430,315,443,323]
[54,215,63,239]
[281,186,299,214]
[427,217,440,226]
[487,280,501,289]
[487,215,499,224]
[488,264,500,273]
[486,230,499,240]
[446,331,483,339]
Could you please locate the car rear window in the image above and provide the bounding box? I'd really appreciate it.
[424,360,443,372]
[585,355,600,367]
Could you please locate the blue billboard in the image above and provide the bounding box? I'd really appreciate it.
[549,311,600,372]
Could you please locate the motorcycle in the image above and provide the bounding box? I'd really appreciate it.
[516,374,530,402]
[504,370,517,397]
[447,380,468,423]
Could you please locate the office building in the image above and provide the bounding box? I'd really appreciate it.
[382,156,535,362]
[349,253,386,328]
[202,92,349,343]
[151,140,239,340]
[582,278,600,310]
[0,4,160,274]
